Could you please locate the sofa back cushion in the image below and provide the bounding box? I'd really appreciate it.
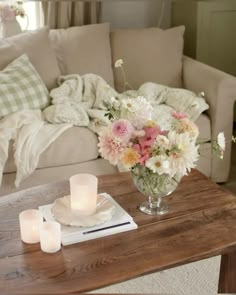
[111,26,185,93]
[49,23,114,87]
[0,27,60,90]
[0,55,49,118]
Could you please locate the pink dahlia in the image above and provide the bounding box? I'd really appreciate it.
[111,119,134,142]
[98,129,125,165]
[172,111,188,120]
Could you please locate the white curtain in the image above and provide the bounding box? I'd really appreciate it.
[18,1,101,31]
[42,1,102,29]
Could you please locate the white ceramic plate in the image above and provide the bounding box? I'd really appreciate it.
[51,194,115,227]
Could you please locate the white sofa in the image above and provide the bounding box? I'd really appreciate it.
[0,24,236,196]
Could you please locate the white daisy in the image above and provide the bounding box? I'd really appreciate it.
[217,132,225,151]
[146,156,170,175]
[120,97,153,129]
[121,98,136,113]
[168,131,199,177]
[115,59,124,68]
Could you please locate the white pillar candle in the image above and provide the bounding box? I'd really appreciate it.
[40,221,61,254]
[70,174,98,216]
[19,209,43,244]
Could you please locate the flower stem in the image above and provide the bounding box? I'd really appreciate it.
[120,66,133,91]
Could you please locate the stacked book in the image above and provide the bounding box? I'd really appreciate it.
[39,193,138,246]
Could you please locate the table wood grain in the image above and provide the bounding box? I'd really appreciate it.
[1,170,236,294]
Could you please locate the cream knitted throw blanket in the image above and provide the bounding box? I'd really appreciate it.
[0,110,71,187]
[44,74,209,134]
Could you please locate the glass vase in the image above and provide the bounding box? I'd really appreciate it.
[0,18,22,38]
[131,165,181,216]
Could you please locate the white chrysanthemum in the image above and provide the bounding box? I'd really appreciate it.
[168,131,199,177]
[115,59,124,68]
[175,118,199,140]
[154,135,169,150]
[146,156,170,175]
[120,96,153,129]
[217,132,225,151]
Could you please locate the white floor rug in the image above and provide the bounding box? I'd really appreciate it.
[92,256,221,294]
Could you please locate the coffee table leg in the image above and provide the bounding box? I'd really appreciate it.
[218,252,236,293]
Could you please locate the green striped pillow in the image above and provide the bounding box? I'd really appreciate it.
[0,54,50,118]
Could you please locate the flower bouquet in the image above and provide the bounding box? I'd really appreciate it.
[0,2,25,21]
[98,61,225,215]
[0,1,26,38]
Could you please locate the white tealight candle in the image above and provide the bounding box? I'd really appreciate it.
[19,209,43,244]
[70,174,98,216]
[40,221,61,254]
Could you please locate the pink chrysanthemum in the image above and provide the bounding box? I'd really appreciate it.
[112,119,134,142]
[98,129,125,165]
[172,111,188,120]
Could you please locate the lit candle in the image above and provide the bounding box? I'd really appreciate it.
[40,221,61,254]
[19,209,43,244]
[70,174,98,216]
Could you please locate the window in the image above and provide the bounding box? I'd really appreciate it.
[17,1,43,31]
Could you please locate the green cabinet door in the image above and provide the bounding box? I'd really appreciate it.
[197,0,236,76]
[172,0,236,118]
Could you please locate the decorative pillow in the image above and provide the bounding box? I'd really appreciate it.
[111,26,185,93]
[0,27,61,90]
[49,23,114,87]
[0,55,50,118]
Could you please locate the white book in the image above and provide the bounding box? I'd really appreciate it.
[39,193,138,246]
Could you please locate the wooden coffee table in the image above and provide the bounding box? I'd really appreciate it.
[1,169,236,294]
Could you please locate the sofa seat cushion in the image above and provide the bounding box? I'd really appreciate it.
[195,113,211,142]
[4,127,99,173]
[111,26,185,93]
[0,159,118,197]
[49,23,114,87]
[0,27,60,90]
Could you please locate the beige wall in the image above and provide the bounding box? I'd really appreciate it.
[101,0,171,29]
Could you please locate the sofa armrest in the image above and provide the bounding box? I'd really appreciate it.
[183,56,236,182]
